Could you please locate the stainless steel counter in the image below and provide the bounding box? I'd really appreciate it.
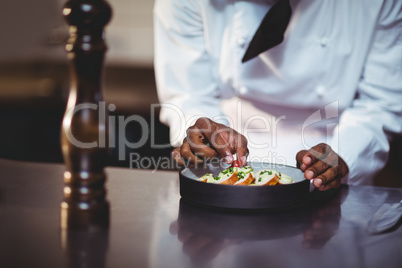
[0,159,401,268]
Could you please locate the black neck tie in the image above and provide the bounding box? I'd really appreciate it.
[242,0,292,63]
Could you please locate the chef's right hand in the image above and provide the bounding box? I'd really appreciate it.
[172,117,249,166]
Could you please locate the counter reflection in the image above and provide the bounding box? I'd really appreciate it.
[171,188,344,266]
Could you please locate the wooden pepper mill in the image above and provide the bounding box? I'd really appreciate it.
[60,0,112,232]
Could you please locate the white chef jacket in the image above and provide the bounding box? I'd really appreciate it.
[153,0,402,185]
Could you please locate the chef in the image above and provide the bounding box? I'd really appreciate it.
[153,0,402,190]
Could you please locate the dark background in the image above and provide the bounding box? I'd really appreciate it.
[0,62,173,169]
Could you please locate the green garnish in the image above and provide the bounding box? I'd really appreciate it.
[221,167,234,175]
[258,177,262,182]
[238,172,245,180]
[260,170,272,175]
[214,176,220,180]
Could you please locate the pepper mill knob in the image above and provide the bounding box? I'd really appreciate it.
[63,1,112,29]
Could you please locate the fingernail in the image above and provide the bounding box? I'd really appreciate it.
[306,170,314,179]
[304,156,312,165]
[314,178,322,188]
[172,151,179,159]
[225,155,233,163]
[301,164,306,171]
[241,156,247,165]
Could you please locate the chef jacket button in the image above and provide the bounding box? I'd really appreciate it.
[320,37,329,47]
[316,85,325,97]
[237,37,247,48]
[239,86,248,94]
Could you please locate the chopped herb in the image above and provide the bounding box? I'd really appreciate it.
[221,167,234,175]
[258,177,262,182]
[214,176,220,180]
[268,171,272,175]
[238,172,245,180]
[279,172,281,177]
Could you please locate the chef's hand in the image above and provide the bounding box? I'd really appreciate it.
[172,117,249,166]
[296,143,348,191]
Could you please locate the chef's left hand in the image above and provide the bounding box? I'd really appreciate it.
[296,143,348,191]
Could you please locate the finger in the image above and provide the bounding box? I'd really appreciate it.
[186,127,218,159]
[180,139,203,164]
[235,136,249,166]
[323,177,341,190]
[308,143,332,159]
[304,158,333,180]
[195,117,249,164]
[318,175,341,191]
[297,143,332,171]
[308,143,331,163]
[301,151,323,169]
[296,150,309,170]
[208,128,234,163]
[172,148,184,166]
[193,118,234,163]
[314,166,341,190]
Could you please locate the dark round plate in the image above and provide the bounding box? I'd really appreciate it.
[179,162,310,210]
